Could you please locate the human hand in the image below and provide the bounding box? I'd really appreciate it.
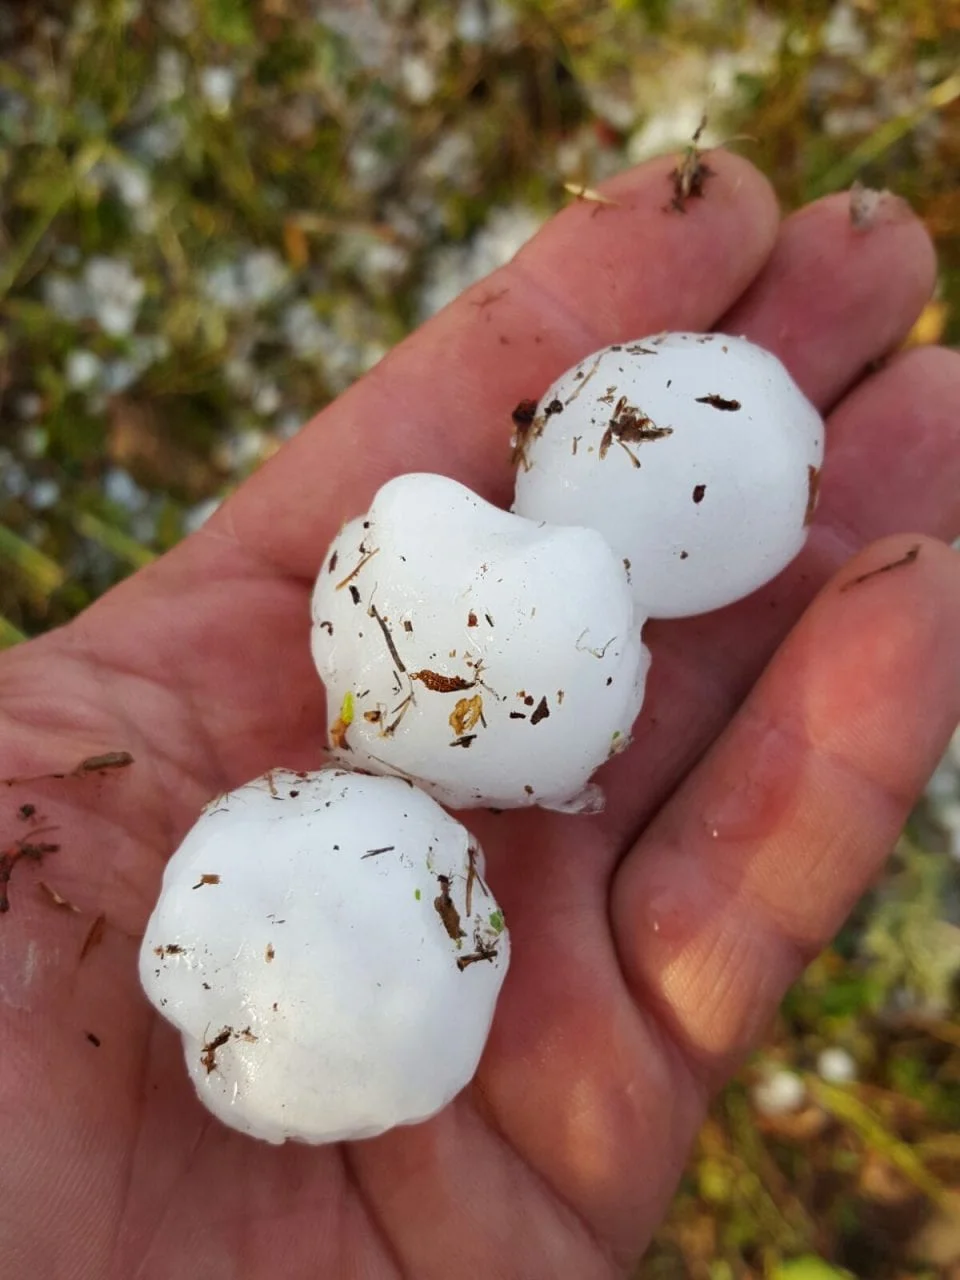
[1,152,958,1280]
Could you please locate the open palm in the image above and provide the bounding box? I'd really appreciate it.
[1,153,959,1280]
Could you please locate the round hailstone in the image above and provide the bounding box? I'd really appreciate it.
[512,333,825,619]
[311,473,650,812]
[139,769,509,1145]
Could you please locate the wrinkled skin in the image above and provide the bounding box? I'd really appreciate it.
[1,154,958,1280]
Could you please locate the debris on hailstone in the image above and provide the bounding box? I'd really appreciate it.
[139,769,509,1145]
[512,333,825,619]
[311,473,650,811]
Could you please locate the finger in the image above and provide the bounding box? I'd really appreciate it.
[217,151,780,578]
[721,190,936,410]
[612,534,960,1085]
[815,344,960,546]
[596,339,960,846]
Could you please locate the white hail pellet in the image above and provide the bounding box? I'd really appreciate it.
[139,769,509,1145]
[512,333,825,619]
[311,473,650,811]
[751,1068,807,1118]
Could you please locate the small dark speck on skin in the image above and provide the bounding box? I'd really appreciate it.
[86,1032,101,1047]
[693,484,706,504]
[18,804,35,820]
[839,544,921,592]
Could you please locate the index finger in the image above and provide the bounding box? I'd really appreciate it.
[218,152,780,579]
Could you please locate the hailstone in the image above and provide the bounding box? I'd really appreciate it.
[512,333,825,619]
[139,769,509,1145]
[311,473,650,811]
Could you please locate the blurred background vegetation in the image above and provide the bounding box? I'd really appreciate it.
[1,0,959,1275]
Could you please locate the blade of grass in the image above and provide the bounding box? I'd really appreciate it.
[810,69,960,197]
[0,615,26,649]
[72,511,157,570]
[0,524,65,596]
[808,1076,955,1210]
[0,141,107,301]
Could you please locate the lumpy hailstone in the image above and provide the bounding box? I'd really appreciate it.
[139,769,509,1145]
[512,333,825,619]
[312,473,650,811]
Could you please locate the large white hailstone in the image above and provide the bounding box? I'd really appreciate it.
[311,473,650,812]
[139,769,509,1145]
[512,333,825,619]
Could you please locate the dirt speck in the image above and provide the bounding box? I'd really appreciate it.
[200,1027,232,1074]
[530,696,550,726]
[0,830,60,915]
[411,669,474,693]
[840,544,921,592]
[153,942,183,958]
[449,694,484,737]
[434,875,465,942]
[804,464,821,527]
[692,484,706,504]
[696,394,741,411]
[191,873,221,890]
[600,396,672,464]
